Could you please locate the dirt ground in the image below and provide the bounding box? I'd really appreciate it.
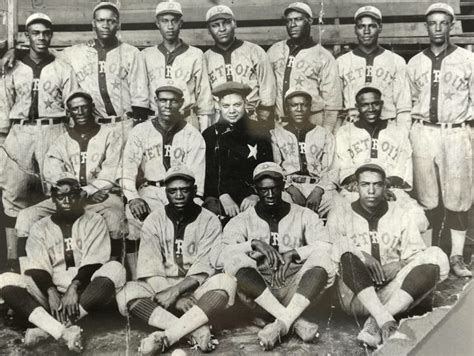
[0,271,471,356]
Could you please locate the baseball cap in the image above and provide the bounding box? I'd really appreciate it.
[51,177,82,195]
[355,86,382,99]
[354,5,382,22]
[212,81,252,99]
[155,79,184,98]
[164,165,195,184]
[425,2,455,20]
[284,2,313,18]
[155,1,183,17]
[285,87,312,102]
[206,5,234,23]
[253,162,284,181]
[92,2,120,17]
[65,90,93,105]
[25,13,52,28]
[355,163,386,180]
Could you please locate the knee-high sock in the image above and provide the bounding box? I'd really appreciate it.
[450,229,467,257]
[5,227,17,260]
[128,298,178,329]
[77,277,115,320]
[28,307,66,340]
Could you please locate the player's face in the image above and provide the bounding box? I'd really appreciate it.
[426,12,453,46]
[355,16,381,48]
[26,23,53,54]
[219,93,246,123]
[93,9,120,41]
[165,178,196,211]
[285,11,311,40]
[255,177,284,207]
[67,97,94,127]
[356,92,383,124]
[53,184,82,214]
[156,91,183,122]
[286,95,311,124]
[357,171,385,211]
[156,14,183,42]
[208,18,236,46]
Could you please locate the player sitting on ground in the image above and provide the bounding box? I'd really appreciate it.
[271,87,337,216]
[327,163,449,348]
[213,162,336,350]
[0,178,126,353]
[116,166,236,355]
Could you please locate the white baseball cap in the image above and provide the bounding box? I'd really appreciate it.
[156,1,183,17]
[92,2,120,16]
[425,2,455,21]
[154,79,184,97]
[253,162,284,181]
[206,5,234,23]
[354,5,382,21]
[25,13,52,28]
[284,2,313,18]
[285,87,312,102]
[164,165,195,184]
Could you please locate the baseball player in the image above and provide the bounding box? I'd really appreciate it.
[204,4,276,122]
[0,13,78,269]
[202,82,273,220]
[116,166,236,354]
[0,178,126,352]
[407,3,473,277]
[334,86,428,231]
[142,0,214,131]
[271,87,337,215]
[213,162,336,350]
[336,6,411,129]
[14,90,125,264]
[327,163,449,348]
[267,2,342,132]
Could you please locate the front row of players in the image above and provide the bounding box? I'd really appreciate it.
[0,161,449,353]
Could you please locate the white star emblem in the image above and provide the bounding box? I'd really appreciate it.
[247,144,258,159]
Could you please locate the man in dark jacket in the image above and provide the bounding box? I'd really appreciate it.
[203,82,273,220]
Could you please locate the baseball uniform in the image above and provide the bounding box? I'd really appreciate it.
[336,47,411,128]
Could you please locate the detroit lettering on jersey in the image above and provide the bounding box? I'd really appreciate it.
[147,65,192,83]
[347,137,400,161]
[341,65,396,87]
[137,143,186,163]
[208,62,258,86]
[348,230,399,251]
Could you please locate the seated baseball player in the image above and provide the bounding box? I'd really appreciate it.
[116,166,236,355]
[271,87,337,216]
[0,178,126,352]
[213,162,336,350]
[15,90,126,264]
[202,82,273,221]
[327,163,449,348]
[334,86,427,231]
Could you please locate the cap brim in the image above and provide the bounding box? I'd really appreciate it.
[26,18,52,28]
[284,7,311,18]
[285,90,312,101]
[254,171,283,181]
[66,92,93,104]
[155,86,183,97]
[164,173,195,184]
[156,10,183,17]
[207,13,233,23]
[355,164,386,179]
[355,11,381,21]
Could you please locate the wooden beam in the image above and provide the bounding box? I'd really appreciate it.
[7,0,16,49]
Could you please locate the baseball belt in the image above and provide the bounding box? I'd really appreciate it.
[143,180,166,188]
[285,175,320,184]
[412,119,468,129]
[97,114,132,124]
[12,117,66,126]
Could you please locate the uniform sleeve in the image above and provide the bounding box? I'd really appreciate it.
[25,222,54,275]
[136,214,167,279]
[128,48,150,110]
[334,129,355,185]
[406,59,420,107]
[399,211,426,262]
[270,129,284,167]
[392,58,412,129]
[388,133,413,189]
[0,69,14,134]
[120,128,144,201]
[43,139,76,185]
[318,130,338,190]
[469,53,474,112]
[61,63,79,107]
[319,49,343,129]
[296,209,332,260]
[79,214,111,267]
[193,52,214,116]
[255,45,276,108]
[186,131,206,197]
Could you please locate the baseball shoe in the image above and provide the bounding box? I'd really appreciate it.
[293,318,319,343]
[257,319,288,351]
[189,325,216,352]
[381,320,398,344]
[139,331,169,355]
[60,325,83,353]
[450,255,472,278]
[24,327,51,347]
[357,316,381,348]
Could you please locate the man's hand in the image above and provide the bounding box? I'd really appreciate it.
[318,189,336,216]
[154,286,181,310]
[384,188,397,202]
[129,198,151,221]
[345,180,358,192]
[175,296,197,313]
[2,48,16,70]
[62,281,80,322]
[47,287,65,324]
[256,107,273,122]
[274,249,299,287]
[382,261,405,282]
[306,187,324,212]
[362,251,385,286]
[240,194,259,212]
[286,186,306,206]
[251,239,284,271]
[219,194,239,217]
[0,133,7,145]
[88,190,109,204]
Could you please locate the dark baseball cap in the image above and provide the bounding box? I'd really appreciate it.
[212,81,252,99]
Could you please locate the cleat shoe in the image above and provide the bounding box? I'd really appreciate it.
[60,325,83,353]
[139,331,169,356]
[450,255,472,278]
[257,319,288,351]
[293,318,319,343]
[357,316,381,348]
[190,325,216,353]
[381,320,398,344]
[24,328,51,347]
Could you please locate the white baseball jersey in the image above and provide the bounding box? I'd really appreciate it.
[59,40,149,118]
[335,120,412,187]
[137,204,221,280]
[204,39,276,111]
[24,211,110,292]
[121,119,206,200]
[337,47,411,124]
[142,42,214,116]
[267,39,342,118]
[44,125,123,195]
[407,45,474,124]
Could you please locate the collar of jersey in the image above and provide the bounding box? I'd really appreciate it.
[352,199,388,223]
[21,52,55,68]
[286,36,317,51]
[68,123,101,142]
[158,39,189,57]
[352,45,385,59]
[93,38,121,52]
[255,201,291,223]
[211,38,244,54]
[165,202,202,225]
[152,117,187,137]
[354,118,387,134]
[284,120,315,137]
[423,43,457,60]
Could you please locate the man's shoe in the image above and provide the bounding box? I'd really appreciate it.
[450,255,472,278]
[189,325,216,353]
[24,327,51,347]
[257,319,288,351]
[380,320,398,344]
[139,331,169,356]
[293,318,319,343]
[357,316,381,348]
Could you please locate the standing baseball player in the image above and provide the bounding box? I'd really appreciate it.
[407,3,473,277]
[0,178,126,352]
[271,87,336,215]
[204,4,276,122]
[142,0,214,131]
[0,13,77,270]
[14,90,126,264]
[116,166,236,355]
[267,2,342,132]
[214,162,336,350]
[202,82,273,220]
[336,6,411,129]
[328,163,449,348]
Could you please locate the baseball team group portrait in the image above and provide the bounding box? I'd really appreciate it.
[0,0,472,355]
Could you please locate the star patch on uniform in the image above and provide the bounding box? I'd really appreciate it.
[247,144,258,159]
